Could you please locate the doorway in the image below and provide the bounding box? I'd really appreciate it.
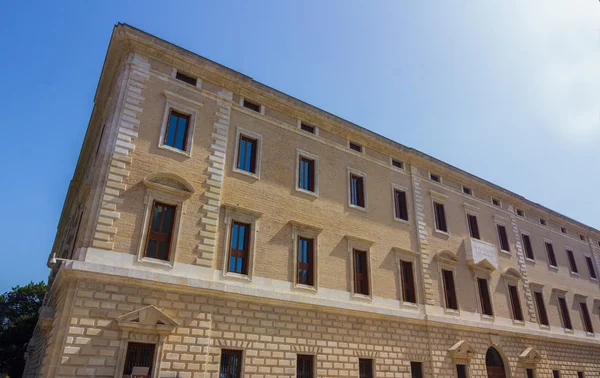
[486,347,507,378]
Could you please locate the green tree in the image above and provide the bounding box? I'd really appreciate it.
[0,281,47,377]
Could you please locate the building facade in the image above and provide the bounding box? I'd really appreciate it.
[24,24,600,378]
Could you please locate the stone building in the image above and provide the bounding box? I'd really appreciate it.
[23,24,600,378]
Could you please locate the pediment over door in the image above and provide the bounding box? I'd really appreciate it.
[116,305,178,334]
[448,340,478,360]
[519,347,542,364]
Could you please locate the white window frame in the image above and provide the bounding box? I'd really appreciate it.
[495,221,511,255]
[347,167,368,211]
[295,149,319,197]
[473,273,495,320]
[461,185,473,196]
[431,190,449,236]
[391,183,410,224]
[232,127,262,179]
[394,248,420,308]
[221,206,261,282]
[584,255,598,281]
[296,119,319,136]
[348,140,364,153]
[347,235,374,301]
[290,221,322,292]
[239,96,264,114]
[429,172,442,183]
[491,197,501,207]
[115,334,164,378]
[390,157,405,171]
[157,91,201,157]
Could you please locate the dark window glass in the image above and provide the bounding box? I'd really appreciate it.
[497,225,510,251]
[540,218,547,226]
[297,237,314,286]
[228,222,250,275]
[462,186,472,195]
[577,372,584,378]
[300,123,315,134]
[580,235,586,241]
[350,174,365,208]
[145,202,175,261]
[561,227,567,234]
[359,359,373,378]
[243,99,260,112]
[430,174,440,182]
[220,349,242,378]
[522,234,534,260]
[558,297,573,329]
[434,202,447,232]
[392,159,403,169]
[442,269,458,310]
[164,110,190,151]
[477,278,493,316]
[526,368,535,378]
[123,342,155,376]
[492,198,500,206]
[237,135,258,173]
[585,256,597,279]
[580,301,594,333]
[299,157,315,192]
[410,361,423,378]
[467,214,480,239]
[534,291,549,326]
[456,365,468,378]
[553,370,560,378]
[545,242,557,267]
[354,250,369,295]
[401,260,416,303]
[566,250,578,273]
[175,71,197,86]
[508,284,524,321]
[349,142,362,152]
[296,355,313,378]
[394,190,409,221]
[516,209,524,217]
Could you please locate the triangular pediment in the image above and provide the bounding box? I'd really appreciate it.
[519,347,542,364]
[116,305,178,334]
[469,258,497,273]
[448,340,478,359]
[436,250,459,265]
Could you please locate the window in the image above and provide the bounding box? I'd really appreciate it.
[557,296,573,330]
[566,250,578,274]
[175,71,197,86]
[358,359,373,378]
[242,99,260,112]
[400,260,417,303]
[220,349,242,378]
[516,209,524,217]
[430,173,441,182]
[394,189,409,221]
[580,301,594,333]
[349,173,366,208]
[585,256,597,279]
[353,249,370,296]
[462,186,472,195]
[553,371,560,378]
[560,226,567,234]
[300,122,315,134]
[477,278,494,316]
[597,240,600,247]
[508,284,524,321]
[492,198,501,207]
[545,242,557,267]
[456,364,468,378]
[442,269,458,310]
[533,290,549,326]
[164,110,190,151]
[580,234,586,241]
[228,221,250,275]
[526,368,535,378]
[539,218,547,226]
[391,159,404,169]
[298,156,316,192]
[522,234,534,260]
[349,141,363,152]
[236,135,258,174]
[123,342,155,377]
[144,202,176,261]
[497,225,510,252]
[297,355,313,378]
[433,202,448,233]
[297,237,314,286]
[410,361,423,378]
[467,214,480,240]
[577,372,584,378]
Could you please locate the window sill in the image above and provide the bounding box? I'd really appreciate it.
[400,301,419,310]
[433,229,450,239]
[158,143,192,158]
[512,319,526,326]
[351,293,373,302]
[295,187,318,198]
[348,204,367,212]
[232,168,260,180]
[393,217,410,225]
[525,258,536,264]
[481,314,495,321]
[499,249,512,256]
[444,308,460,316]
[137,256,174,268]
[222,271,252,282]
[548,265,559,271]
[293,284,318,293]
[570,271,580,277]
[563,328,574,334]
[585,332,595,337]
[538,324,550,330]
[590,277,598,282]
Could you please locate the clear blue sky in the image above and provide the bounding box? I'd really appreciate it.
[0,1,598,293]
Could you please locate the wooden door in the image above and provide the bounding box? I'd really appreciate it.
[487,366,506,378]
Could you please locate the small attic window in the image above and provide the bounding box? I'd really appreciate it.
[349,142,363,153]
[462,186,472,196]
[391,159,404,169]
[580,234,586,242]
[516,209,524,217]
[492,198,500,207]
[243,99,261,113]
[300,122,316,134]
[175,71,197,86]
[560,227,567,234]
[430,173,441,183]
[539,218,547,226]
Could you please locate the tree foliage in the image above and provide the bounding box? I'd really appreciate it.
[0,281,47,377]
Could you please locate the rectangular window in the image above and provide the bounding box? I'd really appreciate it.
[391,159,404,169]
[349,142,363,152]
[467,214,480,239]
[477,278,493,316]
[545,242,557,267]
[164,110,190,151]
[442,269,458,310]
[401,260,416,303]
[237,135,258,174]
[456,365,468,378]
[526,368,535,378]
[410,361,423,378]
[508,284,524,321]
[394,189,409,221]
[430,173,440,182]
[358,359,373,378]
[497,225,510,252]
[298,157,316,192]
[516,209,524,217]
[220,349,242,378]
[175,71,197,86]
[540,218,547,226]
[560,226,567,234]
[228,222,250,275]
[522,234,534,260]
[585,256,597,279]
[558,296,572,330]
[566,250,578,273]
[243,99,260,112]
[492,198,500,207]
[580,301,594,333]
[353,249,370,296]
[553,371,560,378]
[462,186,472,195]
[577,372,584,378]
[123,342,155,377]
[580,235,586,241]
[300,122,315,134]
[297,237,314,286]
[533,291,549,326]
[145,202,176,261]
[296,355,313,378]
[434,202,448,232]
[350,174,365,208]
